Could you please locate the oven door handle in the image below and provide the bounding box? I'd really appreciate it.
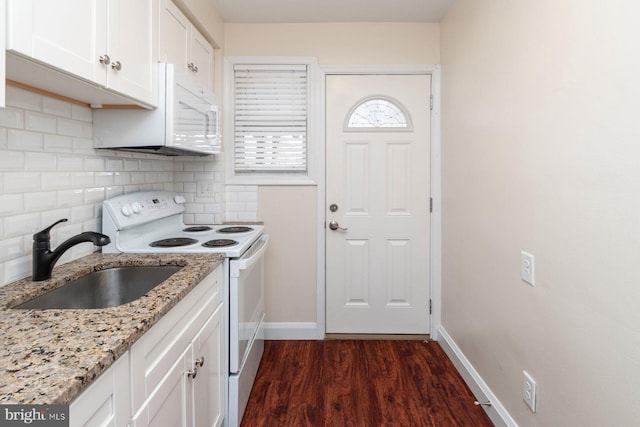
[237,235,269,270]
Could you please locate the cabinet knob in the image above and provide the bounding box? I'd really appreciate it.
[187,367,198,379]
[111,61,122,71]
[187,62,194,71]
[195,357,205,367]
[193,65,198,73]
[99,54,111,65]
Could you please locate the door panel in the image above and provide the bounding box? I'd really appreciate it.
[326,74,431,334]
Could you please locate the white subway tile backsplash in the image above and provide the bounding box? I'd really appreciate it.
[71,104,92,122]
[58,154,84,171]
[57,117,86,137]
[41,209,71,230]
[4,172,40,193]
[24,191,58,212]
[106,159,124,171]
[25,152,57,170]
[25,111,57,133]
[8,129,44,151]
[194,213,216,224]
[0,194,24,216]
[41,172,71,190]
[44,134,73,152]
[84,187,106,204]
[0,151,25,170]
[72,137,95,154]
[95,172,114,187]
[0,128,7,149]
[43,97,72,118]
[130,171,146,184]
[4,212,41,238]
[0,88,235,286]
[70,204,95,222]
[6,86,43,111]
[4,255,31,284]
[0,107,25,129]
[57,189,84,207]
[69,172,94,187]
[124,159,140,171]
[84,157,105,171]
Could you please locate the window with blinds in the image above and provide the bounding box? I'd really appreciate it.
[233,64,308,173]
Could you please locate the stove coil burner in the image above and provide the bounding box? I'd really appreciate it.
[217,226,254,234]
[150,237,198,248]
[183,226,213,232]
[202,239,238,248]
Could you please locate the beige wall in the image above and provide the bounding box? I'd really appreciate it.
[441,1,640,425]
[225,23,440,324]
[258,186,317,322]
[224,22,440,64]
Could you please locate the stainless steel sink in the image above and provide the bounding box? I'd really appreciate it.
[14,266,182,309]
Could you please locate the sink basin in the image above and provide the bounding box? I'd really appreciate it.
[14,266,182,309]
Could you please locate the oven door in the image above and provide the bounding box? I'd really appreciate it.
[229,234,269,374]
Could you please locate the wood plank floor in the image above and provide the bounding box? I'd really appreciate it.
[241,340,494,427]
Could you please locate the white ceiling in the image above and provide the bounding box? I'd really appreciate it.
[212,0,455,23]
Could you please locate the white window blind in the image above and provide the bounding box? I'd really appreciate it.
[233,64,308,172]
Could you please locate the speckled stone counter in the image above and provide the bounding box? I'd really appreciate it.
[0,252,224,405]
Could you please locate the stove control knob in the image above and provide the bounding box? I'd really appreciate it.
[131,202,142,214]
[121,205,133,217]
[174,194,186,204]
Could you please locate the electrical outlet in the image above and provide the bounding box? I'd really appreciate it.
[196,180,215,198]
[523,371,537,412]
[521,251,535,286]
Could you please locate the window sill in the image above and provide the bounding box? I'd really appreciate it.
[226,174,317,186]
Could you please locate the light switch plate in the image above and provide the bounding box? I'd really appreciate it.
[521,251,534,286]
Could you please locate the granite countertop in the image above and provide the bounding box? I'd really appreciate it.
[0,252,224,405]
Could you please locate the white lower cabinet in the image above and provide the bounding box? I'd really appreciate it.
[69,266,223,427]
[69,353,131,427]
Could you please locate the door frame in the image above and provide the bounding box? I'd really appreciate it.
[316,65,442,339]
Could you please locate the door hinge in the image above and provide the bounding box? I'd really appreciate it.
[429,197,433,213]
[430,94,433,111]
[429,299,432,314]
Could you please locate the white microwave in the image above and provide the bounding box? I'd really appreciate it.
[93,63,220,156]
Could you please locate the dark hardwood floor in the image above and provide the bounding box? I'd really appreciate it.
[241,340,494,427]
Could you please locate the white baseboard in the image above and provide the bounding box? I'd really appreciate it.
[437,326,518,427]
[262,322,321,340]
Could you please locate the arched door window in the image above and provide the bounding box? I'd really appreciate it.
[344,96,413,131]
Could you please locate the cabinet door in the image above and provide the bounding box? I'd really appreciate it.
[159,0,190,71]
[6,0,107,85]
[70,353,130,427]
[107,0,157,105]
[189,29,213,91]
[131,349,190,427]
[190,304,224,427]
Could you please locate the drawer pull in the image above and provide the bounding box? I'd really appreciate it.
[187,367,198,379]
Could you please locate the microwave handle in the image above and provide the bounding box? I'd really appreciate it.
[206,106,219,139]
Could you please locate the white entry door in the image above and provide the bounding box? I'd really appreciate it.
[326,74,431,334]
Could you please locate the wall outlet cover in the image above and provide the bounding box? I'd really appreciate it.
[523,370,537,412]
[521,251,535,286]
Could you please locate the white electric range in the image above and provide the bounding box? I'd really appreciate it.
[101,191,267,427]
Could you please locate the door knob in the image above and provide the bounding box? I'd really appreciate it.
[328,221,348,231]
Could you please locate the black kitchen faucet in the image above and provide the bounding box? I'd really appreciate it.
[32,219,111,281]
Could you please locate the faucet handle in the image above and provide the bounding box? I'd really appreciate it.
[33,218,68,243]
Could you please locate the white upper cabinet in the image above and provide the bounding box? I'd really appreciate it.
[6,0,157,106]
[159,0,213,91]
[105,0,157,105]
